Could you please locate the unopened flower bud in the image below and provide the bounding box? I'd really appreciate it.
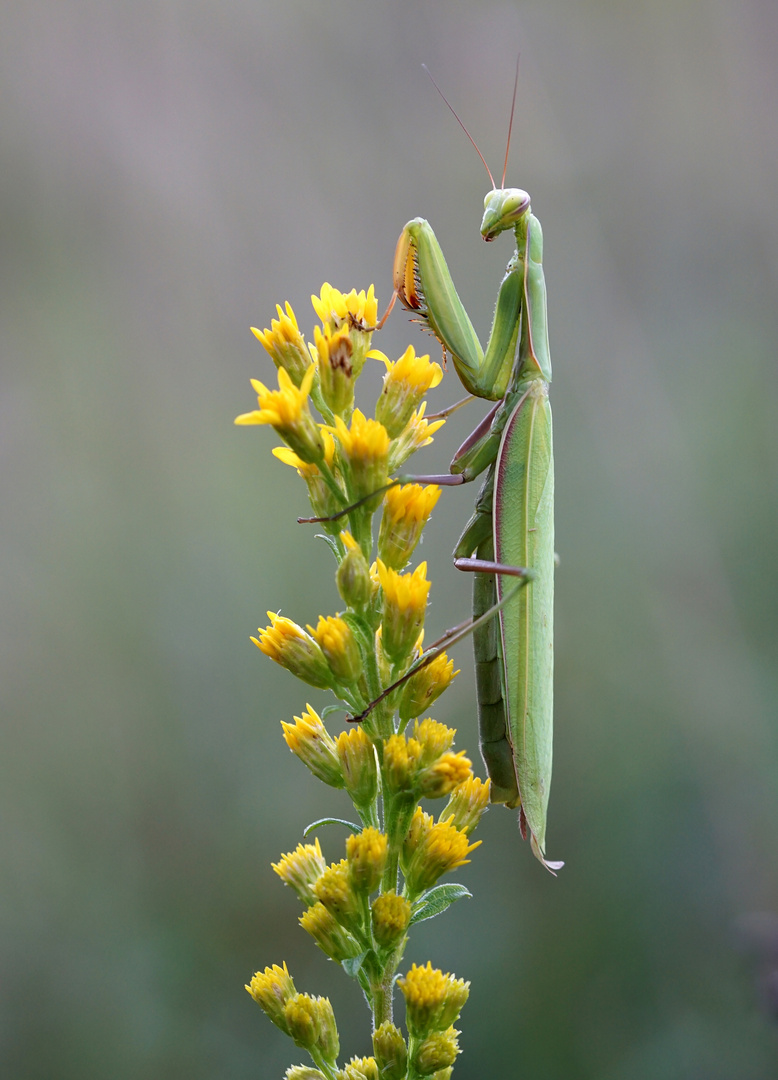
[309,615,363,684]
[332,410,389,513]
[413,1028,460,1076]
[371,891,411,949]
[336,532,373,610]
[254,613,333,689]
[313,324,355,417]
[314,859,361,934]
[388,403,446,471]
[336,727,378,808]
[272,837,327,905]
[377,560,430,666]
[251,302,311,386]
[378,483,441,570]
[402,809,480,897]
[398,962,470,1038]
[418,751,473,799]
[382,733,422,797]
[281,705,344,788]
[338,1056,380,1080]
[245,962,296,1033]
[413,718,456,763]
[283,993,339,1064]
[373,346,443,438]
[441,776,491,835]
[372,1021,408,1080]
[346,827,387,894]
[399,651,458,721]
[273,430,341,535]
[286,1067,326,1080]
[299,902,360,963]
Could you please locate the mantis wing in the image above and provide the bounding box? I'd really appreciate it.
[494,384,556,867]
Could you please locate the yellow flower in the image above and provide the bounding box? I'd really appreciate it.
[372,346,443,438]
[412,718,455,762]
[335,727,378,808]
[388,402,446,471]
[372,1022,408,1080]
[312,283,377,332]
[251,301,311,386]
[245,961,297,1032]
[413,1028,461,1074]
[235,365,324,465]
[397,961,470,1038]
[331,409,390,512]
[281,704,344,788]
[378,483,441,570]
[339,1057,380,1080]
[371,891,412,948]
[346,827,388,894]
[441,776,491,835]
[399,650,459,721]
[272,427,336,475]
[402,808,480,897]
[312,284,377,381]
[272,838,327,906]
[418,750,473,799]
[311,323,356,416]
[309,615,363,683]
[272,432,342,533]
[299,902,361,963]
[314,858,361,933]
[376,560,430,665]
[382,732,423,795]
[253,612,333,689]
[338,1057,380,1080]
[283,993,339,1062]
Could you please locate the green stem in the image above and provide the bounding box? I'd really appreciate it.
[382,794,415,894]
[309,1049,339,1080]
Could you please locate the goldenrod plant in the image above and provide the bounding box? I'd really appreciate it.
[238,285,488,1080]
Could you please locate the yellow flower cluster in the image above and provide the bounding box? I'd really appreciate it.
[240,284,484,1077]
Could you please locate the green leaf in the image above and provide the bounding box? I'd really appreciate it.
[317,533,342,561]
[341,950,369,978]
[303,817,361,837]
[410,884,472,925]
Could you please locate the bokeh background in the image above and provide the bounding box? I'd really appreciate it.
[3,1,778,1077]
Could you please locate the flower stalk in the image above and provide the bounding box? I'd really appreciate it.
[238,286,487,1079]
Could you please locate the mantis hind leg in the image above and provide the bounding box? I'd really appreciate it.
[454,466,521,807]
[470,536,521,807]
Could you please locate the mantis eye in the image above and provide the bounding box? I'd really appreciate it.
[501,189,531,221]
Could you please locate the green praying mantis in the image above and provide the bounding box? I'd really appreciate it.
[387,65,561,872]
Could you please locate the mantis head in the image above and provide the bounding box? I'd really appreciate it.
[481,188,531,242]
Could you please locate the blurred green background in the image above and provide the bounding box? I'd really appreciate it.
[2,1,778,1077]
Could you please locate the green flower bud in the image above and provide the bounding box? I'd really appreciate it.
[372,1021,408,1080]
[335,727,378,809]
[336,533,373,610]
[245,962,296,1033]
[413,1028,460,1075]
[299,902,361,963]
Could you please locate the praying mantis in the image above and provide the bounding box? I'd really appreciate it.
[389,66,561,872]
